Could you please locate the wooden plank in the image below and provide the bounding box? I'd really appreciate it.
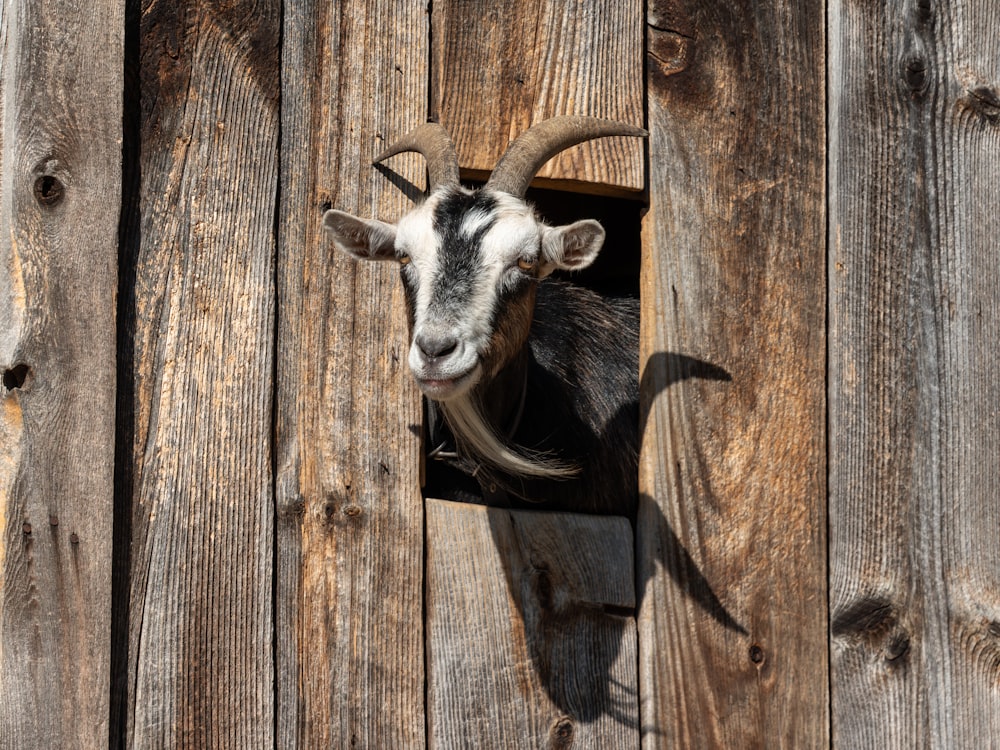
[638,0,827,746]
[274,0,426,746]
[0,0,121,747]
[431,0,644,195]
[829,1,1000,746]
[426,499,639,748]
[117,2,278,746]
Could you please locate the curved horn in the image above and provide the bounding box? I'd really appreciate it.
[486,116,647,198]
[373,122,460,192]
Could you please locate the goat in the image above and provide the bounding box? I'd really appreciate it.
[323,117,645,516]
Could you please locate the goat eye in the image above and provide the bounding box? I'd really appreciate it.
[399,254,411,266]
[517,257,536,272]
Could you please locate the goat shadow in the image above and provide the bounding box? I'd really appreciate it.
[483,350,744,738]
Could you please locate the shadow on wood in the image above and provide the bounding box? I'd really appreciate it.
[488,506,638,729]
[426,499,638,747]
[635,493,747,637]
[636,350,745,635]
[372,162,425,207]
[423,351,742,746]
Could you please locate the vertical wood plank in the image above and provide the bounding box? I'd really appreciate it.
[119,2,278,746]
[829,1,1000,746]
[431,0,644,194]
[425,499,639,749]
[0,0,121,747]
[275,0,426,746]
[638,0,827,746]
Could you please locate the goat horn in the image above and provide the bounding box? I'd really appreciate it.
[373,122,460,192]
[486,116,647,198]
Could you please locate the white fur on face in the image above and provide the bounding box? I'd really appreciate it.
[392,188,580,480]
[393,188,543,400]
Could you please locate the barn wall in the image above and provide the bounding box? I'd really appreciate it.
[115,1,280,746]
[431,0,644,193]
[0,0,997,748]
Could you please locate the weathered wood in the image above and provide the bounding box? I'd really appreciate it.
[638,0,827,746]
[274,0,427,746]
[0,0,121,747]
[829,1,1000,746]
[425,499,638,748]
[117,2,279,746]
[431,0,644,195]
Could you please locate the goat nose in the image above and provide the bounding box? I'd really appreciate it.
[416,334,458,359]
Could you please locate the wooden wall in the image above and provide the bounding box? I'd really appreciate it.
[0,0,997,748]
[275,0,426,745]
[639,0,828,745]
[1,0,121,747]
[829,0,1000,745]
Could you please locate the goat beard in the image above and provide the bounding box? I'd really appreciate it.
[439,393,578,481]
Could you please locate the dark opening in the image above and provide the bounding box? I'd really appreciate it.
[525,186,643,299]
[422,185,644,506]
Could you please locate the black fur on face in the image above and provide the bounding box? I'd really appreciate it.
[425,190,497,323]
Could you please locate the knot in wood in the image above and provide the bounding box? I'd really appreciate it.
[2,363,31,392]
[34,174,65,206]
[966,86,1000,123]
[902,56,929,98]
[548,716,575,748]
[884,632,911,664]
[647,26,693,80]
[32,158,69,207]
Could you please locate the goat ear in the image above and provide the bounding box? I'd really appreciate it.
[540,219,605,274]
[323,209,397,261]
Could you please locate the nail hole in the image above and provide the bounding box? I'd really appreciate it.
[749,644,765,664]
[34,175,64,206]
[3,364,31,391]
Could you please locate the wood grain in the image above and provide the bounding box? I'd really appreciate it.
[638,0,827,746]
[425,499,638,749]
[117,1,279,746]
[0,0,121,747]
[829,0,1000,746]
[274,0,427,746]
[431,0,644,195]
